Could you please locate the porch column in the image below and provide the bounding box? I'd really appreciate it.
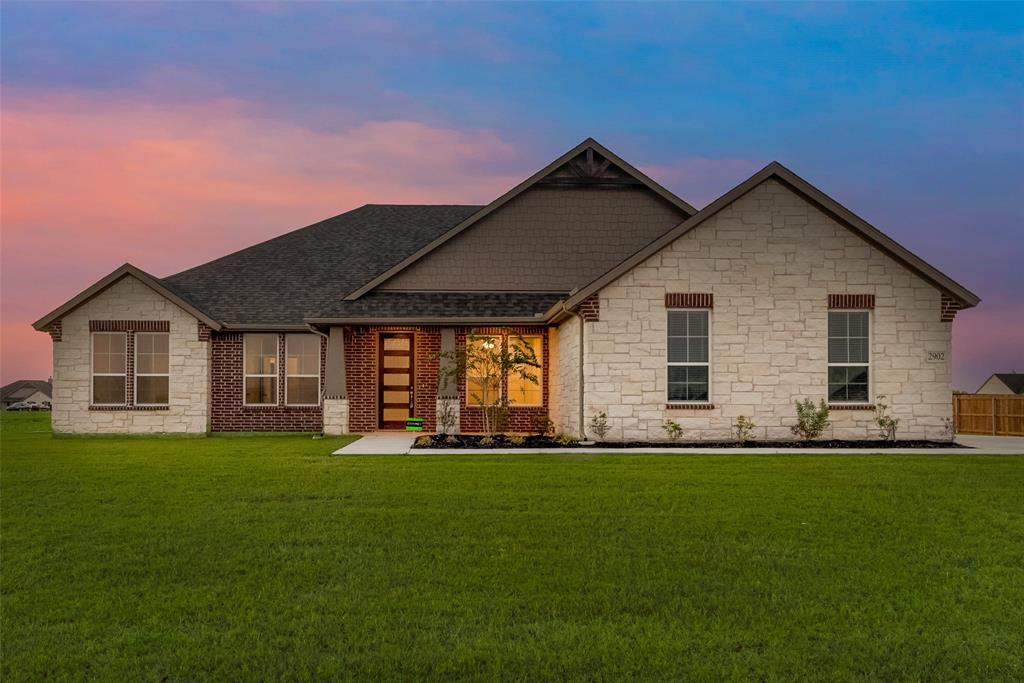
[323,326,349,435]
[436,327,460,433]
[324,326,347,398]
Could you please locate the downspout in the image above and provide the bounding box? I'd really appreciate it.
[560,303,586,439]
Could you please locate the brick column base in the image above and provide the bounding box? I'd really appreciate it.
[436,398,460,434]
[323,398,350,435]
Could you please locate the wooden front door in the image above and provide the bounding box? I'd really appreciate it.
[379,333,414,429]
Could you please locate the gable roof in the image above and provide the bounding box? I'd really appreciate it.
[1,380,52,402]
[33,264,222,332]
[343,138,698,301]
[981,373,1024,394]
[162,204,480,326]
[556,161,981,316]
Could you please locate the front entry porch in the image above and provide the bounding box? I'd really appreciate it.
[319,324,551,435]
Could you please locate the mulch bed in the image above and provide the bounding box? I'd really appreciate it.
[412,434,965,449]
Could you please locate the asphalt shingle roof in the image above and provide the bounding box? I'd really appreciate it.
[162,204,482,325]
[994,373,1024,394]
[1,380,52,402]
[312,291,566,321]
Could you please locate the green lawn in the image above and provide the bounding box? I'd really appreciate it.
[2,412,1022,681]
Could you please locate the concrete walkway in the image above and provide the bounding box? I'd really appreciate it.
[332,433,416,455]
[334,433,1024,455]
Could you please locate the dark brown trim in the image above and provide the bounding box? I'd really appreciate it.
[33,263,221,331]
[828,294,875,309]
[305,316,546,326]
[665,293,714,309]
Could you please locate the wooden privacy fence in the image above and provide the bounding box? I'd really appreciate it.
[954,394,1024,436]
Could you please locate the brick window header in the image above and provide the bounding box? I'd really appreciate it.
[665,293,713,309]
[90,320,170,332]
[828,294,875,310]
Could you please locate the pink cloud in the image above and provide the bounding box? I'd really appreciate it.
[1,91,527,383]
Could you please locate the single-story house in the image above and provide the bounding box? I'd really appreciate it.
[1,379,52,408]
[975,373,1024,395]
[33,138,979,440]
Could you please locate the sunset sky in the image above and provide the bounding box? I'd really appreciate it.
[2,2,1021,391]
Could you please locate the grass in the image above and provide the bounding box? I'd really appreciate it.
[2,412,1022,681]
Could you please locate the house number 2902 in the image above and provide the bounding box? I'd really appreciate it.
[927,351,946,362]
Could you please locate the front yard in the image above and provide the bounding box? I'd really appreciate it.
[2,412,1022,680]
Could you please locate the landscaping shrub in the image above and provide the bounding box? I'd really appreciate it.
[791,399,830,441]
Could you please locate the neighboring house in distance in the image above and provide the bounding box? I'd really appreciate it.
[2,380,52,408]
[975,373,1024,395]
[33,138,980,439]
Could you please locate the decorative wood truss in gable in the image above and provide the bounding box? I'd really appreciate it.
[537,147,643,188]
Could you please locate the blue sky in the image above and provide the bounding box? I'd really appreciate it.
[2,2,1022,388]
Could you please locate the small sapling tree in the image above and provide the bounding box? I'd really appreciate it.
[437,332,540,436]
[873,395,900,442]
[734,415,756,443]
[589,411,610,441]
[662,419,684,443]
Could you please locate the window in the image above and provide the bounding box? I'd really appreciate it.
[286,334,320,406]
[466,335,500,406]
[244,333,278,405]
[135,332,169,405]
[92,332,127,405]
[828,311,870,403]
[508,335,543,406]
[667,310,709,402]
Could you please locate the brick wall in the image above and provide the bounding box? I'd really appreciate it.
[210,332,325,432]
[345,325,549,433]
[456,327,549,433]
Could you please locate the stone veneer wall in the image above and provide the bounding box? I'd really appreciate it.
[548,316,580,436]
[582,178,954,441]
[51,275,210,433]
[323,398,349,435]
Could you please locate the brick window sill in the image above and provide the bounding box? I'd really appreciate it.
[89,405,169,411]
[665,403,715,410]
[464,405,545,410]
[828,404,875,411]
[241,404,323,410]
